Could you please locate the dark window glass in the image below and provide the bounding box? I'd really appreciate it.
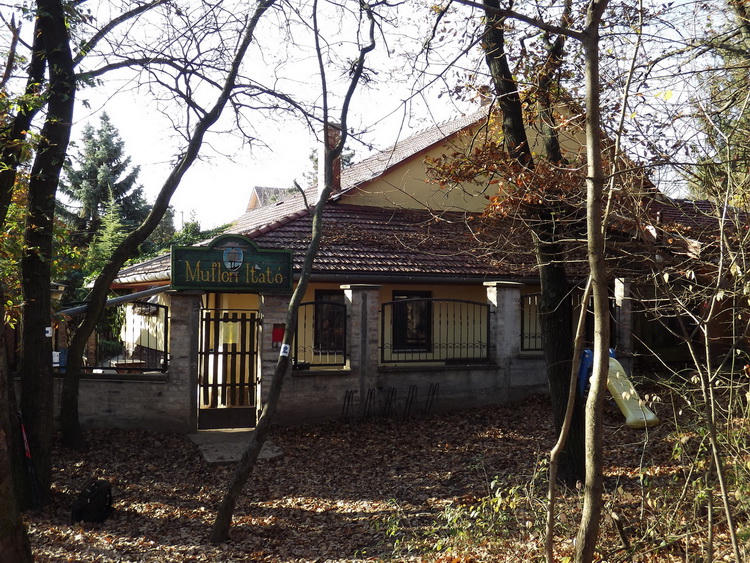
[315,290,345,353]
[392,291,431,352]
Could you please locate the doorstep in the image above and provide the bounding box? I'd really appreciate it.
[188,429,284,465]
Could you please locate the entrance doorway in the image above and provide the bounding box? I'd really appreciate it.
[197,308,260,429]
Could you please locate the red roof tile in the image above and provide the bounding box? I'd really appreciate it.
[113,104,732,287]
[249,203,538,280]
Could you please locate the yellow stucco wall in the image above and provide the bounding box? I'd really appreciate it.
[203,292,262,310]
[343,108,586,212]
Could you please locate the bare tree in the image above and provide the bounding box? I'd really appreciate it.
[479,0,587,486]
[60,0,278,447]
[600,3,750,559]
[0,3,48,517]
[0,307,31,562]
[0,0,175,508]
[618,6,750,558]
[574,2,611,560]
[434,0,612,559]
[0,0,72,553]
[17,0,76,506]
[210,0,379,542]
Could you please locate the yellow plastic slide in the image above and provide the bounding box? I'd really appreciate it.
[607,357,660,429]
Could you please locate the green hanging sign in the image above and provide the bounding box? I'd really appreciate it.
[171,234,293,293]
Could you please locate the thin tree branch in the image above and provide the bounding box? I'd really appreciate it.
[454,0,586,41]
[72,0,172,67]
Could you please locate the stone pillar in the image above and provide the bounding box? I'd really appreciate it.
[259,293,291,405]
[615,278,633,372]
[167,291,202,431]
[341,284,381,413]
[484,281,523,363]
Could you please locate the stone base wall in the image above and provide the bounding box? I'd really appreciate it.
[34,292,200,433]
[36,353,547,430]
[273,356,548,425]
[14,372,191,433]
[51,375,191,432]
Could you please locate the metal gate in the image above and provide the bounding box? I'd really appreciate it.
[198,308,259,429]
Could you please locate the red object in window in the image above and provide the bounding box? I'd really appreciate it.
[272,323,286,347]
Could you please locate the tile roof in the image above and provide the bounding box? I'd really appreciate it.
[113,104,732,287]
[606,196,747,258]
[225,106,491,236]
[641,198,742,238]
[115,194,729,287]
[113,203,540,288]
[249,203,539,280]
[114,253,171,286]
[225,187,316,237]
[114,108,495,287]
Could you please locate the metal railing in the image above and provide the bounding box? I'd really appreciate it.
[521,293,543,351]
[60,300,169,374]
[198,308,258,408]
[294,301,347,369]
[380,298,490,364]
[522,291,619,352]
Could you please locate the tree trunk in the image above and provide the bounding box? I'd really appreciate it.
[0,302,33,563]
[210,7,376,539]
[210,348,291,543]
[59,338,86,449]
[0,431,32,563]
[210,126,335,542]
[482,0,584,483]
[0,17,46,515]
[546,278,591,562]
[536,229,585,485]
[0,16,45,224]
[18,0,76,504]
[59,0,277,447]
[575,1,610,561]
[482,0,533,167]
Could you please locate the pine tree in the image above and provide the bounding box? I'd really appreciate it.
[84,194,126,279]
[59,112,149,246]
[57,113,153,300]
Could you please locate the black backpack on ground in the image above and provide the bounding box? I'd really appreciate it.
[71,479,113,523]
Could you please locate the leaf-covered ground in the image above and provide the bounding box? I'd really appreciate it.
[23,394,743,561]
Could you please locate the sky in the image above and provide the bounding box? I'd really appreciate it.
[13,0,708,232]
[73,89,326,231]
[72,73,477,230]
[61,0,477,232]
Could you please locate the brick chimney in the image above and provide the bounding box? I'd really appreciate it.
[317,121,342,203]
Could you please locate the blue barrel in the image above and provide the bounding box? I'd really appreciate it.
[578,348,616,396]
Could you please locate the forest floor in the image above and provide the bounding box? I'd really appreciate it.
[24,390,747,562]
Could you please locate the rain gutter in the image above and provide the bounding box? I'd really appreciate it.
[60,286,170,316]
